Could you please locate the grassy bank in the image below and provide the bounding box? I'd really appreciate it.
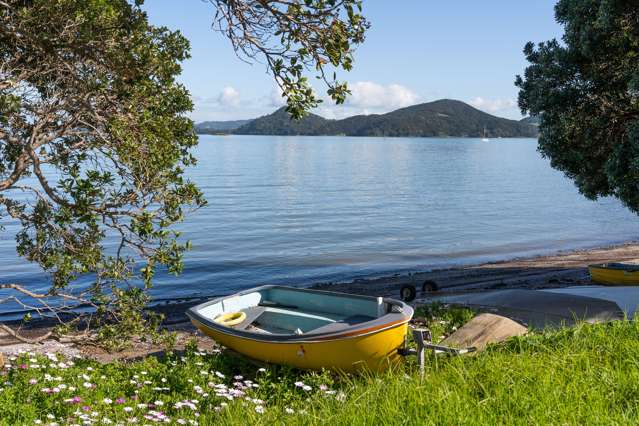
[2,312,639,425]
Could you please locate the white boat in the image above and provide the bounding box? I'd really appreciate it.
[435,288,626,328]
[481,126,489,142]
[544,286,639,320]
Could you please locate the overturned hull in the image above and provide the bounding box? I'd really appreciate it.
[436,289,625,329]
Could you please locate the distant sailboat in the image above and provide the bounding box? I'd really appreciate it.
[481,126,489,142]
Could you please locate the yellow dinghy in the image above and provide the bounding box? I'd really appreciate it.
[589,263,639,286]
[186,285,413,372]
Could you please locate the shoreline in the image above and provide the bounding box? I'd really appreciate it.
[312,240,639,299]
[197,133,537,139]
[2,240,639,360]
[145,240,639,325]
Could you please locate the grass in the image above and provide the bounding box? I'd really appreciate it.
[3,307,639,425]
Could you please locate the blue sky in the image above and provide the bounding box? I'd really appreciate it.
[143,1,563,122]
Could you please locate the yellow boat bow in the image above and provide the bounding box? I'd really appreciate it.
[186,285,413,372]
[589,263,639,286]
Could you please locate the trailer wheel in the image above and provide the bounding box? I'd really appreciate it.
[422,280,439,292]
[400,284,417,302]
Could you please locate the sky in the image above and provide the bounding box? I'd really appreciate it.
[143,1,564,122]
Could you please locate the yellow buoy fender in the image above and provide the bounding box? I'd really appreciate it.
[214,311,247,327]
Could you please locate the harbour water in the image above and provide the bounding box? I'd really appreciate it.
[2,135,639,309]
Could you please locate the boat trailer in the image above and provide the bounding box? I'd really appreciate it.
[400,327,477,374]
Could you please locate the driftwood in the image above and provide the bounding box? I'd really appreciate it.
[0,282,97,344]
[441,313,528,351]
[0,324,53,344]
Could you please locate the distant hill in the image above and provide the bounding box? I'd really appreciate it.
[234,108,332,136]
[520,116,541,126]
[234,100,538,138]
[195,119,252,134]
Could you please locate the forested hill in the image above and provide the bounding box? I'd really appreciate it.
[520,116,541,126]
[195,119,252,134]
[233,99,538,137]
[233,108,331,136]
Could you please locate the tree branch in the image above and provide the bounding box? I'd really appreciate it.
[0,324,52,344]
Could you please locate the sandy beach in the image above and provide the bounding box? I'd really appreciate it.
[2,241,639,361]
[312,241,639,301]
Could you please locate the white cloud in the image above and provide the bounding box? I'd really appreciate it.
[191,83,528,122]
[262,82,419,114]
[468,97,520,118]
[313,81,421,119]
[190,86,251,121]
[217,86,241,107]
[346,81,419,110]
[267,86,286,108]
[191,82,422,122]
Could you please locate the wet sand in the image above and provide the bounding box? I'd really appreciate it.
[312,242,639,302]
[2,241,639,361]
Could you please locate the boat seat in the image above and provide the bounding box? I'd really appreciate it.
[307,314,375,334]
[232,306,267,330]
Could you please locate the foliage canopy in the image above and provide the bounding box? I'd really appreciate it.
[0,0,367,345]
[209,0,369,118]
[516,0,639,212]
[0,0,205,344]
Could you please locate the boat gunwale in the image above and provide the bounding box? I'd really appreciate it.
[185,285,413,343]
[589,263,639,272]
[189,316,410,344]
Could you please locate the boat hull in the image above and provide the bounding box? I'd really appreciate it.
[589,265,639,286]
[190,318,409,372]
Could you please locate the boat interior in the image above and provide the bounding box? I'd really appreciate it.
[193,287,396,336]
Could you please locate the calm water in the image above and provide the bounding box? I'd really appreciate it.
[2,135,639,311]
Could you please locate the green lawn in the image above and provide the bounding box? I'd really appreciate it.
[2,309,639,425]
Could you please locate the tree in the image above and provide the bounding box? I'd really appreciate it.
[209,0,369,118]
[0,0,367,347]
[516,0,639,212]
[0,0,205,346]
